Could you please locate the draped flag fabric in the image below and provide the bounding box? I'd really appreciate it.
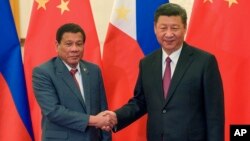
[102,0,168,140]
[0,0,33,140]
[24,1,100,141]
[186,0,250,141]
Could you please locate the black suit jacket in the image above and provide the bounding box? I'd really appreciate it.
[115,42,224,141]
[32,57,111,141]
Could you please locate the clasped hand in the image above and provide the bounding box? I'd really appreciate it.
[90,110,117,132]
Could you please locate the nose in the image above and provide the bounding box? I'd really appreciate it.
[164,29,174,38]
[71,44,79,51]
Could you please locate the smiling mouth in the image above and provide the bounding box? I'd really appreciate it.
[164,40,174,44]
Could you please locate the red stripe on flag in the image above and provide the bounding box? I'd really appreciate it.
[0,74,32,141]
[103,23,144,110]
[103,24,147,141]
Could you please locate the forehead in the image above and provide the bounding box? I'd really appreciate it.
[156,15,183,25]
[61,32,83,41]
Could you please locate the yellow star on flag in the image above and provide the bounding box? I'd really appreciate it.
[116,5,130,21]
[225,0,238,7]
[57,0,70,15]
[36,0,49,10]
[203,0,213,3]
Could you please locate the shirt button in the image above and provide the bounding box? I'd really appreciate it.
[162,109,166,114]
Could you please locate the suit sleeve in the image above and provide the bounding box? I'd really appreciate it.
[32,67,89,132]
[114,61,147,131]
[203,55,225,141]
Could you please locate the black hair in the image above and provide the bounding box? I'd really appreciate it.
[154,3,187,27]
[56,23,86,43]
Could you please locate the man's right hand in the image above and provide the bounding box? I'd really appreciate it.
[88,110,117,132]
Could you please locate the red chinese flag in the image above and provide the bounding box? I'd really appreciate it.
[24,1,100,141]
[186,1,250,141]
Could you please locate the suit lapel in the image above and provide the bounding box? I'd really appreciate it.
[79,62,91,114]
[151,50,166,105]
[55,58,87,111]
[164,43,194,106]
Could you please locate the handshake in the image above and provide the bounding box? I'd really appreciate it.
[89,110,117,132]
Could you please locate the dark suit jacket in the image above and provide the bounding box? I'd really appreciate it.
[32,57,111,141]
[115,42,224,141]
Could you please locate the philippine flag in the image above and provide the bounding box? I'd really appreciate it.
[102,0,168,140]
[0,0,33,140]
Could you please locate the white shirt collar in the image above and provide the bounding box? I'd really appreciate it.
[162,45,182,64]
[162,45,183,77]
[63,61,81,73]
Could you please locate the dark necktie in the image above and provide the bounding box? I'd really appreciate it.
[163,57,171,99]
[70,69,80,89]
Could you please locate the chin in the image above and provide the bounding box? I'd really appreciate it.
[67,60,78,66]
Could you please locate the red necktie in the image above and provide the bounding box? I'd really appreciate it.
[70,69,80,89]
[163,57,171,99]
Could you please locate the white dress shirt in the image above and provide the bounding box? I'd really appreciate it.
[162,46,183,78]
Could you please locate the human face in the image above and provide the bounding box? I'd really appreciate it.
[154,15,186,55]
[56,32,84,68]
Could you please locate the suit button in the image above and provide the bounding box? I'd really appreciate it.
[162,109,166,114]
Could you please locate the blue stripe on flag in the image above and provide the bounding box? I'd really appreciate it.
[136,0,169,55]
[0,0,34,140]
